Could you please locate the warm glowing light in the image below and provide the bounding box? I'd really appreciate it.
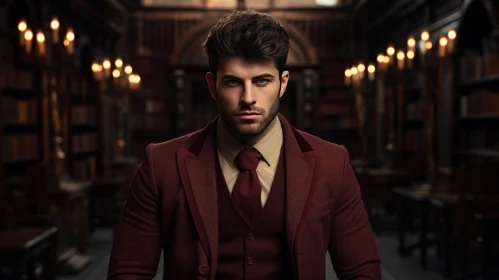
[351,66,358,75]
[358,63,365,72]
[345,69,352,77]
[115,58,123,68]
[50,18,59,30]
[36,32,45,42]
[367,64,375,73]
[387,46,395,56]
[397,51,405,60]
[112,69,120,78]
[448,30,456,40]
[103,59,111,69]
[24,29,33,41]
[124,65,133,74]
[421,31,430,41]
[377,54,384,63]
[18,20,27,32]
[407,37,416,47]
[66,29,75,41]
[439,37,448,46]
[407,50,415,59]
[425,41,433,49]
[92,63,102,72]
[383,56,390,63]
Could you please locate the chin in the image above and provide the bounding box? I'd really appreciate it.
[234,123,263,136]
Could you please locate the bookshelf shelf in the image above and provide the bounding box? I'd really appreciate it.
[3,123,39,133]
[2,88,40,99]
[455,149,499,159]
[459,74,499,92]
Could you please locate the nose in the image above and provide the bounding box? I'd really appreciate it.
[240,81,256,105]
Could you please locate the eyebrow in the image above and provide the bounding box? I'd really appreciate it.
[221,73,275,80]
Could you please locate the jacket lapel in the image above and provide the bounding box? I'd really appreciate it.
[176,118,219,278]
[278,114,321,265]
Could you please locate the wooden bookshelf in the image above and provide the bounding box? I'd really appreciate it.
[315,58,361,157]
[453,32,499,165]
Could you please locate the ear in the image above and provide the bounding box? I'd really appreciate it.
[206,72,217,100]
[279,70,290,98]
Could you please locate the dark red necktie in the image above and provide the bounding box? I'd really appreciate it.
[232,147,263,222]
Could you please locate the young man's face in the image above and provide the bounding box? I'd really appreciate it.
[206,57,289,139]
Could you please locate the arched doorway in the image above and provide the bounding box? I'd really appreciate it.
[169,18,318,133]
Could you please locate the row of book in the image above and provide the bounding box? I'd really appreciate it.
[1,98,38,124]
[72,133,98,153]
[3,133,38,161]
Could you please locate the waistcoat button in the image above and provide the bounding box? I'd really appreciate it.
[247,232,255,240]
[198,264,210,275]
[247,257,254,265]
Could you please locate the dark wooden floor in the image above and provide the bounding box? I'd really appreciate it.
[58,229,449,280]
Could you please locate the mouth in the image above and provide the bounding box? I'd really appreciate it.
[236,112,261,120]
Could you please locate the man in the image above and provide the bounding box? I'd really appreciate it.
[108,9,381,280]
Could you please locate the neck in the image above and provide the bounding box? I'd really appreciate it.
[220,116,277,147]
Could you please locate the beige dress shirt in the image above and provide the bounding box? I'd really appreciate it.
[217,116,284,206]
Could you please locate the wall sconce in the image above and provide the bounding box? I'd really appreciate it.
[24,29,33,54]
[18,19,27,46]
[36,31,45,56]
[50,17,59,43]
[65,28,75,55]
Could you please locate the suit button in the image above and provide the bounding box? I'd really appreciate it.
[247,232,255,240]
[247,257,253,265]
[198,264,210,275]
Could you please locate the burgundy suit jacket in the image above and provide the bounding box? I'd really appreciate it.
[108,114,381,280]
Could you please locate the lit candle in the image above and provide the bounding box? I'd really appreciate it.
[50,17,59,43]
[92,62,103,80]
[357,63,365,80]
[407,36,416,52]
[124,65,133,75]
[24,29,33,54]
[344,68,352,85]
[377,54,384,71]
[447,30,456,53]
[407,50,415,68]
[386,45,395,64]
[18,19,27,46]
[115,58,123,69]
[396,50,405,70]
[351,66,358,84]
[103,59,111,78]
[36,31,45,56]
[421,30,429,42]
[367,64,375,81]
[113,69,121,86]
[439,36,448,58]
[65,28,75,54]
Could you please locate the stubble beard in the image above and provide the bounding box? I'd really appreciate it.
[217,92,280,138]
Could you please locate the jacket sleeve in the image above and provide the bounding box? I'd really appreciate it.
[108,144,162,279]
[328,146,381,280]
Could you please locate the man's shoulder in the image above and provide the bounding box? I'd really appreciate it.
[146,129,204,157]
[294,128,347,155]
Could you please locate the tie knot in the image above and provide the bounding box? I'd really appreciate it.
[234,147,262,171]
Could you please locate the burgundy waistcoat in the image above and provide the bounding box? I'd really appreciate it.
[215,148,292,280]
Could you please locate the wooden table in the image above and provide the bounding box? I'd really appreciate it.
[0,227,58,280]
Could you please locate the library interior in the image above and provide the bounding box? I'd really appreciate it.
[0,0,498,279]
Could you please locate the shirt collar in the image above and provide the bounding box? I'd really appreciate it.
[217,115,283,167]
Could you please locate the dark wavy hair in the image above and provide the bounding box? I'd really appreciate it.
[202,9,290,80]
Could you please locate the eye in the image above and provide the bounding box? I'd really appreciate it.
[225,79,240,87]
[255,79,270,86]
